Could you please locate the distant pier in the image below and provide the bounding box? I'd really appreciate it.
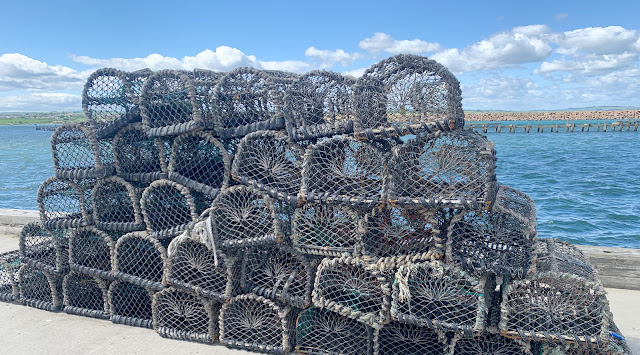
[467,120,640,133]
[34,124,60,131]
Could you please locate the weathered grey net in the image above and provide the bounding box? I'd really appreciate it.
[17,264,63,311]
[219,293,296,354]
[125,69,153,104]
[374,321,448,355]
[108,280,154,328]
[92,176,145,232]
[51,123,114,179]
[140,179,199,239]
[450,332,532,355]
[152,287,219,343]
[0,250,21,302]
[540,321,631,354]
[284,70,356,141]
[113,123,168,182]
[296,307,374,355]
[37,176,94,229]
[62,271,110,319]
[19,222,69,274]
[532,239,598,281]
[113,231,167,291]
[68,227,119,279]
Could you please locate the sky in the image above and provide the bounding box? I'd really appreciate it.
[1,0,639,112]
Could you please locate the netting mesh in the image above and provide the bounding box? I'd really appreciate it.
[391,261,490,335]
[19,222,69,274]
[191,69,223,125]
[125,69,153,105]
[219,294,296,354]
[373,321,447,355]
[231,130,306,204]
[51,123,114,179]
[312,256,391,329]
[301,136,388,208]
[37,176,94,229]
[241,245,313,308]
[494,185,537,225]
[353,54,464,140]
[499,272,610,346]
[62,271,110,319]
[364,206,443,259]
[291,202,363,257]
[152,287,219,343]
[540,321,631,355]
[17,264,63,311]
[532,239,597,281]
[388,130,497,209]
[68,227,119,279]
[140,179,200,239]
[92,176,145,232]
[450,332,532,355]
[167,130,230,197]
[0,250,21,302]
[284,70,356,141]
[113,231,168,291]
[113,123,169,182]
[108,280,154,328]
[296,307,374,355]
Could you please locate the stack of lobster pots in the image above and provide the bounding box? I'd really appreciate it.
[0,54,630,354]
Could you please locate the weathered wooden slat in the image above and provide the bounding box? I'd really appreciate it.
[578,245,640,291]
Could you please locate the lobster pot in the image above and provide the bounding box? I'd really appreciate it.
[19,222,69,274]
[499,272,610,346]
[300,136,391,208]
[113,123,169,182]
[241,245,314,308]
[152,287,220,344]
[140,70,204,137]
[17,264,63,311]
[191,69,223,123]
[212,67,293,139]
[219,294,296,354]
[113,232,168,291]
[140,180,200,239]
[51,123,114,179]
[0,250,21,302]
[352,54,464,140]
[388,130,498,209]
[167,131,230,197]
[532,239,598,281]
[312,256,392,329]
[82,68,139,138]
[37,177,95,229]
[62,271,110,319]
[93,176,145,232]
[364,206,443,259]
[540,322,631,355]
[284,70,356,141]
[211,185,283,249]
[108,280,154,328]
[125,68,153,105]
[231,130,306,204]
[296,307,374,355]
[450,333,532,355]
[391,261,492,335]
[373,321,448,355]
[291,203,363,257]
[68,227,119,279]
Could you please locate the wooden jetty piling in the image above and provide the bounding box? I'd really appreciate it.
[467,120,640,133]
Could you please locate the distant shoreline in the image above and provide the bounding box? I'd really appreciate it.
[465,109,640,122]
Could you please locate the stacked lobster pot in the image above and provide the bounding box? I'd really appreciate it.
[3,54,630,355]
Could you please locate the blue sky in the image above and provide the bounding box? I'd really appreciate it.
[1,0,639,111]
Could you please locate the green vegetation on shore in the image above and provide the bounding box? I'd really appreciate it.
[0,112,86,125]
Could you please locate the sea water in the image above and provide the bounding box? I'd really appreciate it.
[0,124,638,248]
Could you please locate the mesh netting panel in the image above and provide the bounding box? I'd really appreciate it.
[113,122,168,182]
[152,287,219,343]
[352,54,464,140]
[192,69,223,125]
[213,67,290,139]
[113,231,167,291]
[19,222,69,274]
[388,130,497,209]
[291,203,363,257]
[296,307,374,355]
[108,280,154,328]
[62,271,110,319]
[18,264,63,311]
[532,239,597,281]
[219,294,296,354]
[540,321,631,355]
[68,227,118,279]
[284,70,356,141]
[391,261,490,335]
[301,136,388,208]
[364,206,443,259]
[450,332,532,355]
[374,321,447,355]
[241,245,313,308]
[140,179,199,239]
[499,272,610,346]
[93,176,145,232]
[312,256,391,329]
[211,185,281,248]
[494,185,537,225]
[231,130,306,204]
[167,131,230,197]
[51,123,114,179]
[125,69,153,105]
[37,176,93,229]
[0,250,21,302]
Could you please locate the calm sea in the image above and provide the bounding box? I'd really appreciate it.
[0,124,638,248]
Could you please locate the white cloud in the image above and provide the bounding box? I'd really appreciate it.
[359,32,441,55]
[555,13,568,21]
[343,67,367,78]
[536,53,638,75]
[0,53,87,92]
[0,93,80,111]
[553,26,640,55]
[303,47,360,68]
